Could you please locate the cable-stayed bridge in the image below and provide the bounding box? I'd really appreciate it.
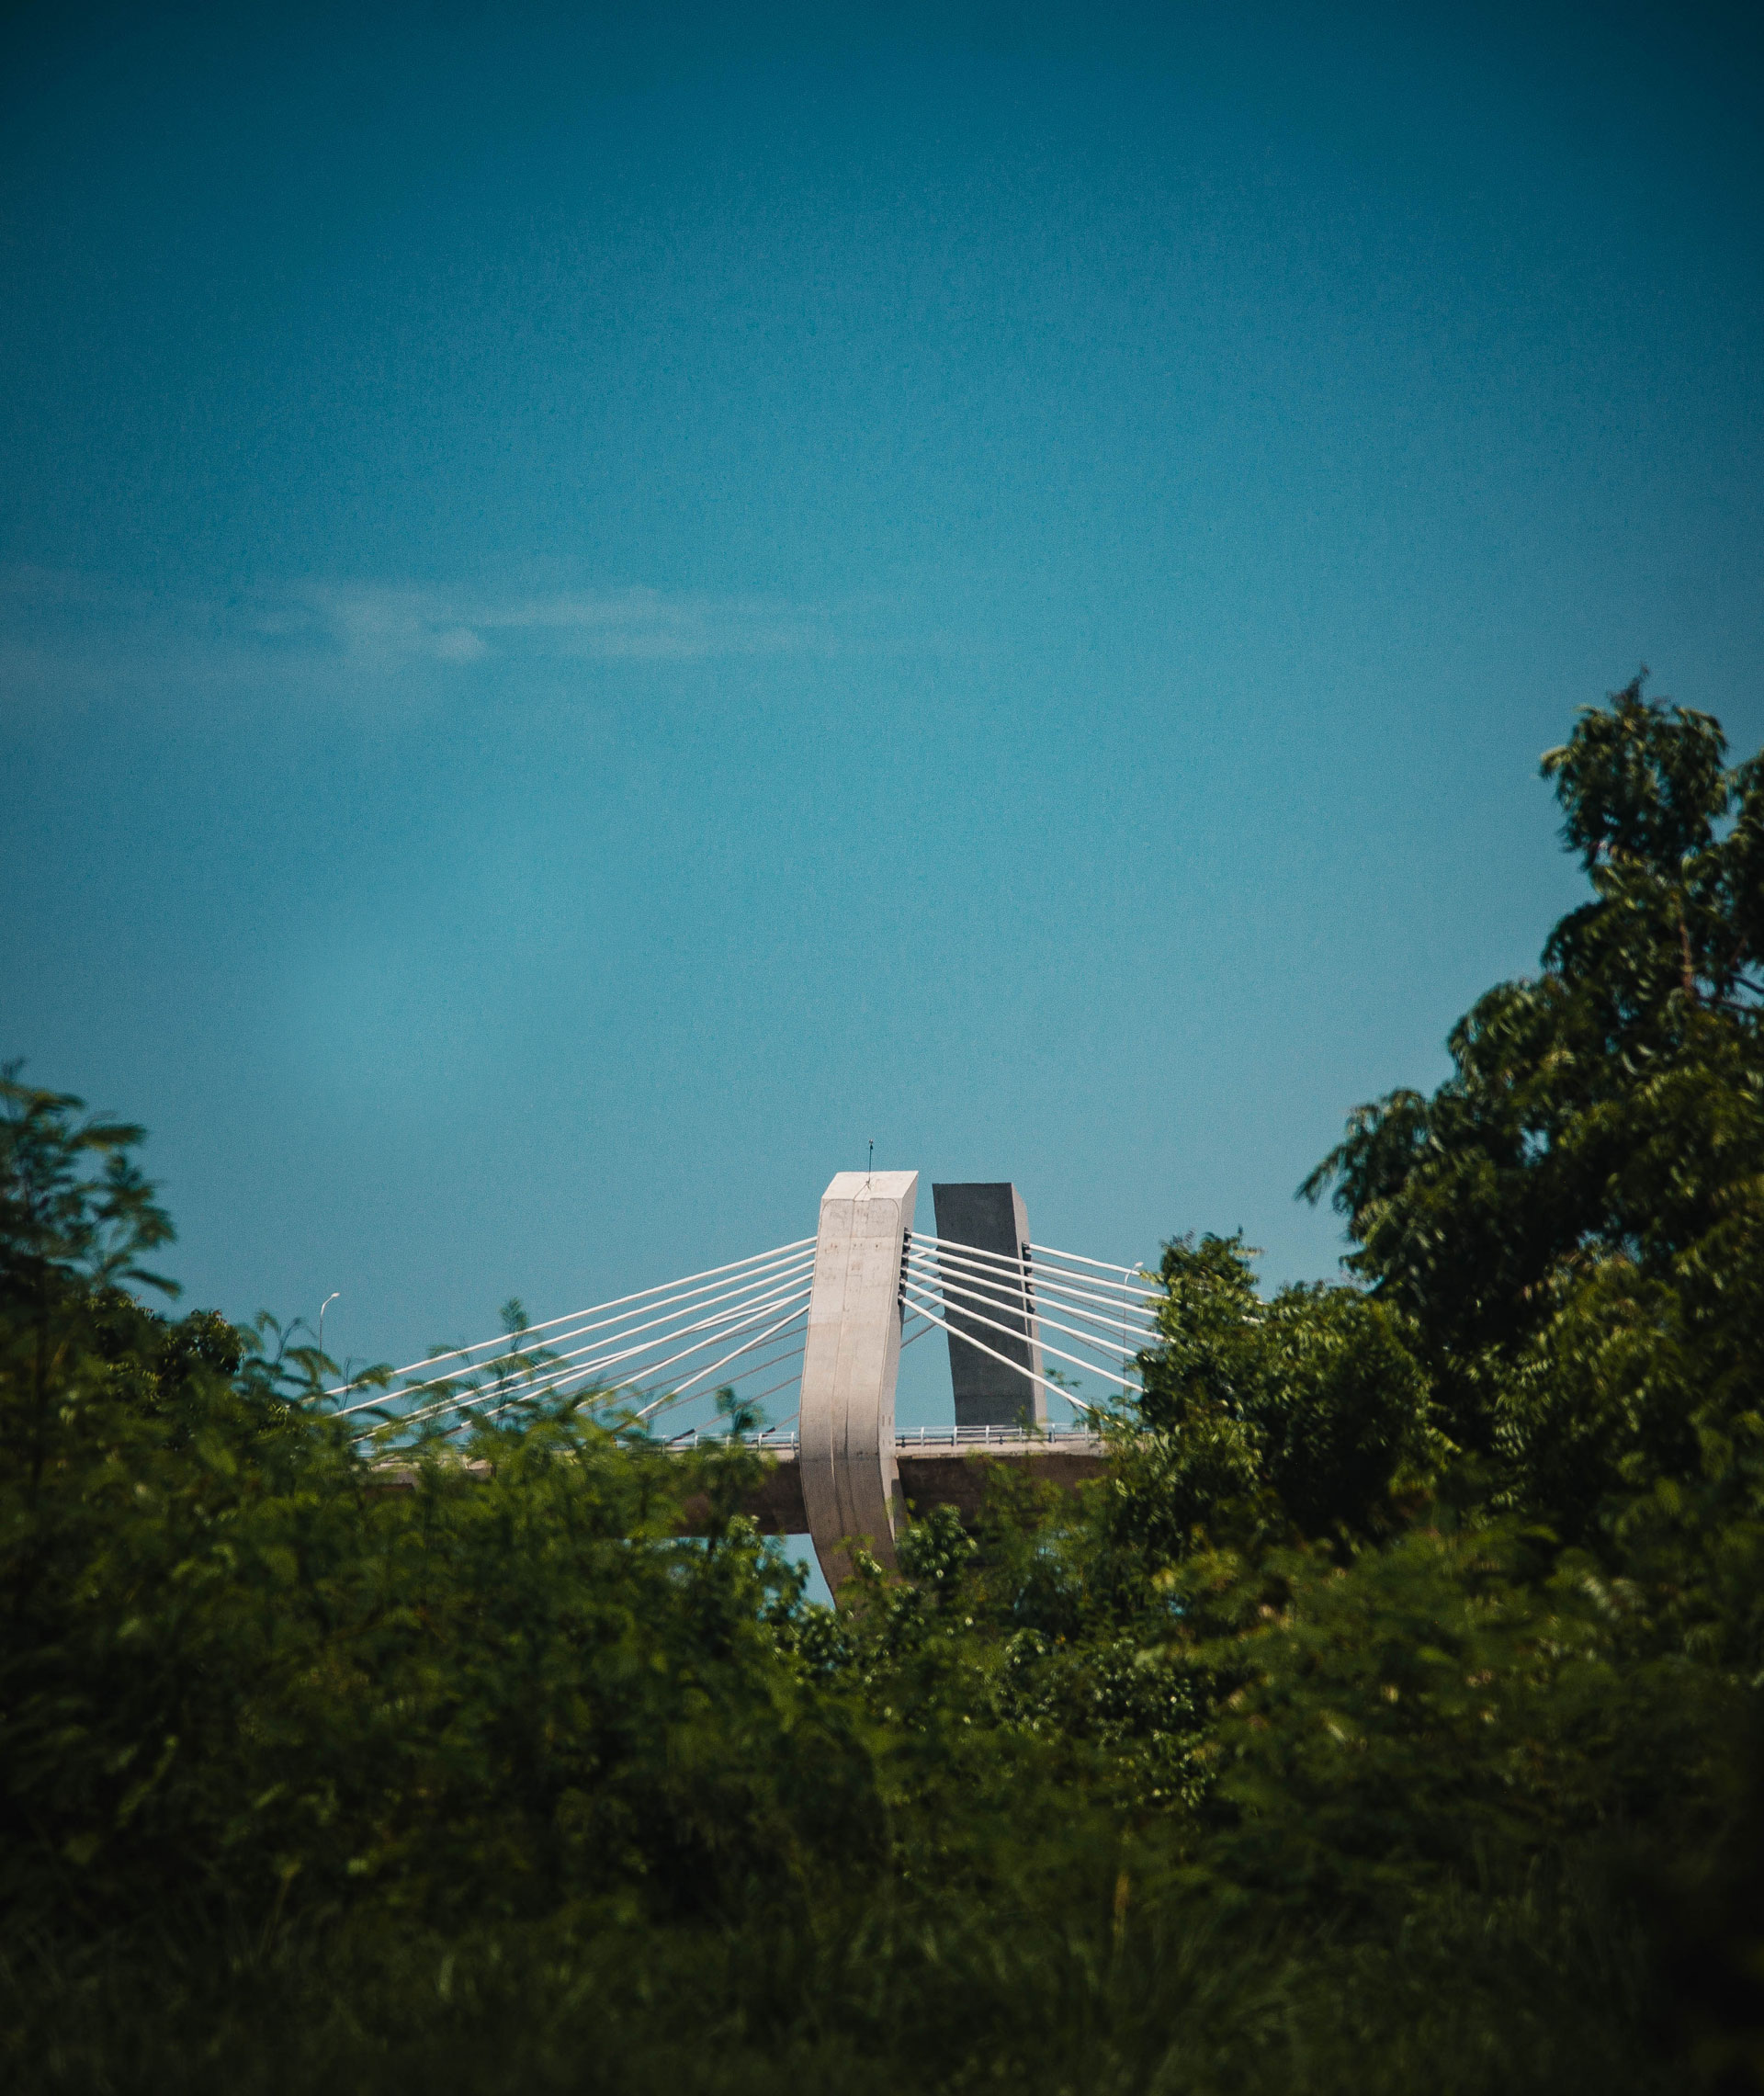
[326,1173,1159,1592]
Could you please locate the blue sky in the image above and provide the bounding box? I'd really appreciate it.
[4,2,1762,1433]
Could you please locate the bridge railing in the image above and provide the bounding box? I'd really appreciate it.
[661,1421,1112,1453]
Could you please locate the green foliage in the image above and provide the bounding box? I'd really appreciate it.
[8,677,1764,2088]
[0,1082,876,1950]
[1131,1231,1445,1552]
[0,1064,177,1302]
[1296,678,1764,1672]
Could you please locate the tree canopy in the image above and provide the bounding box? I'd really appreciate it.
[5,679,1763,2094]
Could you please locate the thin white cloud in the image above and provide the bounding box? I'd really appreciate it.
[254,577,845,666]
[0,567,854,703]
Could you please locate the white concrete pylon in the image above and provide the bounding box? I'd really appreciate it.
[798,1169,916,1594]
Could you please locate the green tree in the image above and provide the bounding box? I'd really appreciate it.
[1300,678,1764,1547]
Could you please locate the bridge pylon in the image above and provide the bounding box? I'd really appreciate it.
[932,1181,1046,1430]
[798,1170,917,1591]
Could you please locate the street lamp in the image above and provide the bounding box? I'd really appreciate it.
[319,1293,340,1361]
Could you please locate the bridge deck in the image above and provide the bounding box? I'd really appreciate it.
[701,1431,1111,1535]
[372,1428,1113,1537]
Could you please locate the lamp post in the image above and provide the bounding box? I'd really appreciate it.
[319,1293,340,1362]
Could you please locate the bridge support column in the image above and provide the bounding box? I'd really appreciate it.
[932,1182,1046,1429]
[799,1169,917,1594]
